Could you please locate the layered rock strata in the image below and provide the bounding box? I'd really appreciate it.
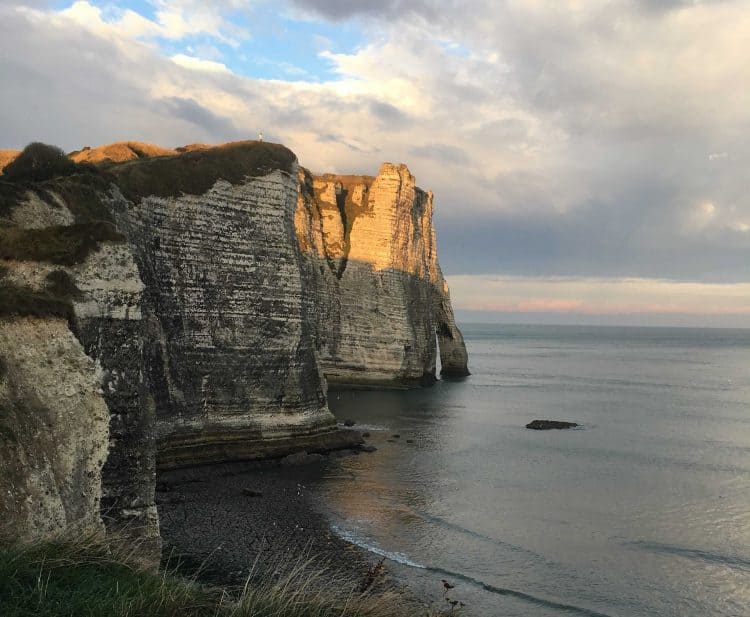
[0,140,467,555]
[295,164,469,387]
[108,143,343,469]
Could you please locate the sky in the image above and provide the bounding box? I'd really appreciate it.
[1,0,749,327]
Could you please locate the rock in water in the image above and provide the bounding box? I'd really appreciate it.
[526,420,579,430]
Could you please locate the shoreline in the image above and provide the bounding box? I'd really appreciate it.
[156,451,442,612]
[158,456,370,585]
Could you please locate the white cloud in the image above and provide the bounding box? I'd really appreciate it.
[171,54,230,73]
[1,0,748,306]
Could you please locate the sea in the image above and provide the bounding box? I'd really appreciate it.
[314,324,750,617]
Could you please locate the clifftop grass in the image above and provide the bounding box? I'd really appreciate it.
[0,534,448,617]
[112,141,297,202]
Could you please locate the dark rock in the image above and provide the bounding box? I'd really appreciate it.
[406,439,414,444]
[343,419,356,427]
[241,488,263,497]
[525,420,579,430]
[361,445,377,453]
[392,434,400,439]
[155,493,184,505]
[362,432,371,438]
[331,449,360,458]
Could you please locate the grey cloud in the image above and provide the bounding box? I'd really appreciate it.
[161,97,238,140]
[289,0,439,21]
[368,101,410,127]
[2,1,748,290]
[409,143,469,165]
[0,7,253,150]
[317,133,366,152]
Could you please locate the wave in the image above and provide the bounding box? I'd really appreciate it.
[336,423,390,431]
[626,541,750,571]
[330,524,614,617]
[330,524,425,568]
[412,510,547,561]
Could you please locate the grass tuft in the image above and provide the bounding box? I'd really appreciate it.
[0,222,123,266]
[0,532,452,617]
[2,143,96,184]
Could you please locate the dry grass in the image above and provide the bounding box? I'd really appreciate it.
[69,142,177,165]
[0,530,454,617]
[112,140,297,202]
[0,150,20,174]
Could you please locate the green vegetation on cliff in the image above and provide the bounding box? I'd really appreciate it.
[0,534,445,617]
[0,222,123,266]
[113,140,297,202]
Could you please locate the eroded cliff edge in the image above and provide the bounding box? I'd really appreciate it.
[107,143,343,469]
[296,163,469,387]
[0,172,159,556]
[0,140,468,559]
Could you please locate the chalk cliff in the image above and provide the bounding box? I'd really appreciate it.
[0,175,159,557]
[295,164,469,386]
[0,139,468,556]
[0,318,109,541]
[107,142,345,469]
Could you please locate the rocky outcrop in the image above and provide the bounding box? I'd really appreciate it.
[107,142,344,469]
[295,164,469,386]
[0,139,466,555]
[0,318,109,541]
[0,176,160,560]
[526,420,579,430]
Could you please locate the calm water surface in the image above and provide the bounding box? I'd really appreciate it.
[317,324,750,616]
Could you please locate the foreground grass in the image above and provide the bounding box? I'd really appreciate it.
[0,533,446,617]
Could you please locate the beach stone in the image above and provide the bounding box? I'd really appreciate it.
[281,451,325,465]
[362,432,371,438]
[343,419,356,427]
[241,488,263,497]
[525,420,579,430]
[361,445,378,453]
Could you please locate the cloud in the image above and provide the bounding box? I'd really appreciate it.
[289,0,439,21]
[170,54,230,73]
[0,0,748,317]
[447,275,750,320]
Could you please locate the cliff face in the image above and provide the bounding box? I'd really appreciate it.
[0,318,109,541]
[108,143,342,469]
[295,163,469,386]
[0,178,159,557]
[0,140,467,554]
